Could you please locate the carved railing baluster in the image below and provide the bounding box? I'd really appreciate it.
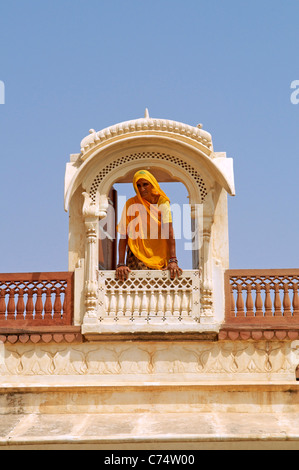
[109,288,117,319]
[54,287,62,318]
[293,284,299,317]
[264,284,273,317]
[133,290,141,317]
[181,289,189,317]
[274,284,283,317]
[0,289,6,319]
[255,284,263,317]
[230,284,236,317]
[173,288,181,317]
[189,290,195,318]
[236,284,245,317]
[26,288,34,319]
[117,288,125,318]
[125,290,133,317]
[7,289,16,320]
[165,291,172,317]
[157,289,164,317]
[150,290,157,317]
[141,290,148,317]
[35,288,43,319]
[62,292,67,318]
[188,294,192,317]
[105,293,110,316]
[44,288,53,320]
[283,283,292,317]
[17,288,25,319]
[246,285,254,317]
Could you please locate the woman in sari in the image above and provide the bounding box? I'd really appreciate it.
[116,170,183,281]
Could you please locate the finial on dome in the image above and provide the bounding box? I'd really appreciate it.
[144,108,150,119]
[197,123,203,129]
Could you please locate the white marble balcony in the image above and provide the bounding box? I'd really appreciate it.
[82,269,220,338]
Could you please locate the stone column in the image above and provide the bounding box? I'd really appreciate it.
[190,204,201,270]
[201,193,214,321]
[82,192,107,326]
[201,223,213,319]
[84,216,99,324]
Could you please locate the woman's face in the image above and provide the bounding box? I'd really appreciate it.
[136,178,154,202]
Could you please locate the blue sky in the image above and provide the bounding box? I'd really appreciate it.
[0,0,299,272]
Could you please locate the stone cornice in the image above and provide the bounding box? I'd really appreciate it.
[2,326,299,344]
[0,327,82,344]
[79,117,213,160]
[219,327,299,341]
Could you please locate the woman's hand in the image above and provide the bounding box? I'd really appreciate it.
[162,261,183,280]
[115,265,131,281]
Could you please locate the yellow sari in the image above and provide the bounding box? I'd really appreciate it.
[117,170,172,269]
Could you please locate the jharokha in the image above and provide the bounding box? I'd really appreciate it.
[1,111,299,450]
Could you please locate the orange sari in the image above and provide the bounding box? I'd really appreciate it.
[117,170,172,269]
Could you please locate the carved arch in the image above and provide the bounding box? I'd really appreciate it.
[64,133,235,213]
[87,150,209,208]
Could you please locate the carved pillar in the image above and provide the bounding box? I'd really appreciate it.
[82,192,107,325]
[201,223,213,318]
[190,204,199,270]
[201,193,214,320]
[190,202,205,270]
[84,217,99,324]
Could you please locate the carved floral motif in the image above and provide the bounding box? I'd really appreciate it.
[1,341,296,378]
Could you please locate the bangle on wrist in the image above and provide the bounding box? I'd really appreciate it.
[117,263,126,268]
[168,258,178,264]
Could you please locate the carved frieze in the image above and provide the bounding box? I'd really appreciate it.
[1,341,296,379]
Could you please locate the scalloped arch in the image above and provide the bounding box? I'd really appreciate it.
[88,150,208,204]
[64,122,235,212]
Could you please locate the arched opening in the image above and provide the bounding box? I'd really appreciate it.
[116,180,193,270]
[98,179,197,271]
[94,155,207,272]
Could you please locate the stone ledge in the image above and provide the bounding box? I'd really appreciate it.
[0,380,298,415]
[0,378,298,391]
[2,326,299,344]
[83,331,219,342]
[1,411,299,450]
